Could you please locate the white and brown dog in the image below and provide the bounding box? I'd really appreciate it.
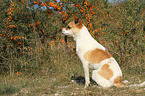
[62,18,145,88]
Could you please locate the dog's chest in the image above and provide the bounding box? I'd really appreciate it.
[76,41,92,54]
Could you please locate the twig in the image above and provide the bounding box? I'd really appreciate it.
[108,49,121,57]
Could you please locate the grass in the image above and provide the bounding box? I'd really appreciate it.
[0,72,145,96]
[0,39,145,96]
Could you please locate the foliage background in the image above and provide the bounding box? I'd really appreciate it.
[0,0,145,95]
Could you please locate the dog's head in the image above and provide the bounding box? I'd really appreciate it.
[62,18,83,36]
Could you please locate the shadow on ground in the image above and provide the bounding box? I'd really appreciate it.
[71,75,97,86]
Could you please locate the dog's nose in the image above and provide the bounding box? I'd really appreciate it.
[62,28,65,33]
[61,28,65,34]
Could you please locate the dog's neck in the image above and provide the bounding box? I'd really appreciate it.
[73,25,105,51]
[73,25,93,41]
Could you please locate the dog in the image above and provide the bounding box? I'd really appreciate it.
[62,18,145,88]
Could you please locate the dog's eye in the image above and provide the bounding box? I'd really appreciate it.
[67,26,71,29]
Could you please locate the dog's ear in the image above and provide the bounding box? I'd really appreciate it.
[74,18,83,28]
[74,18,80,24]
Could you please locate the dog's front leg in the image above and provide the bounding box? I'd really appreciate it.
[82,61,90,88]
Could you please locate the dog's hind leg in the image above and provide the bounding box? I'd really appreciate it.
[92,70,113,88]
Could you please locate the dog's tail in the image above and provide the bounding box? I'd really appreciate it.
[114,80,145,88]
[118,80,145,88]
[125,81,145,88]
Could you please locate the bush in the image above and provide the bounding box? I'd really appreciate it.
[0,0,144,75]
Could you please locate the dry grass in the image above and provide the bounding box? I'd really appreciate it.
[1,35,145,95]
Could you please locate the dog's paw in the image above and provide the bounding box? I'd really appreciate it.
[84,85,88,88]
[84,81,90,88]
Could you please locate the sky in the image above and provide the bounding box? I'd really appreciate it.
[28,0,118,10]
[57,0,114,3]
[56,0,120,4]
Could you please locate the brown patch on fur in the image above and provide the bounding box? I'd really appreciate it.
[98,64,113,80]
[74,18,83,29]
[66,21,74,30]
[84,48,112,64]
[113,76,126,87]
[105,50,112,57]
[115,83,126,88]
[66,19,83,31]
[114,76,122,84]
